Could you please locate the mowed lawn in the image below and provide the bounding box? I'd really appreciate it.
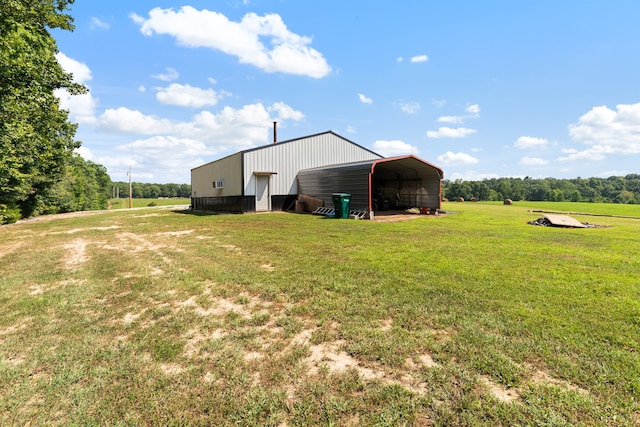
[1,202,639,426]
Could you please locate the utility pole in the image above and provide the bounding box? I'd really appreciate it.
[128,166,133,208]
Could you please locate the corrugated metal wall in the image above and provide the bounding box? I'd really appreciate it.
[191,153,242,198]
[243,133,381,196]
[297,162,373,210]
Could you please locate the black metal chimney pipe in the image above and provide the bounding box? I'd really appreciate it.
[273,121,277,144]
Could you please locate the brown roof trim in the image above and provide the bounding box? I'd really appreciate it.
[370,154,444,179]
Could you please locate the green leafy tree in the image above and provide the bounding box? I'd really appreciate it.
[46,154,110,213]
[0,0,86,221]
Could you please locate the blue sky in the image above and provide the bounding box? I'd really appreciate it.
[53,1,640,184]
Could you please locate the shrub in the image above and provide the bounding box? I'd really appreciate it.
[0,204,22,224]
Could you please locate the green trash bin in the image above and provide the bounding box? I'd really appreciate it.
[332,193,351,219]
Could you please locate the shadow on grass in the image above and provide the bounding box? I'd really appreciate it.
[171,209,235,217]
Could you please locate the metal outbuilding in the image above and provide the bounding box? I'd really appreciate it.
[191,131,382,213]
[297,155,444,218]
[190,131,444,217]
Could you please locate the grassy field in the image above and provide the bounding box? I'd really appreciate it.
[1,202,639,425]
[108,198,190,209]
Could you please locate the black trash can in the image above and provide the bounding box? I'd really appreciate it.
[332,193,351,219]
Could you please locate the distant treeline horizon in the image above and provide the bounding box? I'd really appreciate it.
[110,182,192,199]
[442,174,640,204]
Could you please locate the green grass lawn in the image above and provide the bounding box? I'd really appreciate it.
[1,202,639,425]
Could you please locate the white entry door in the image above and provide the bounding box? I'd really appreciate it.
[255,175,270,211]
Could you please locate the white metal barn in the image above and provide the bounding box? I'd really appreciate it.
[190,130,444,215]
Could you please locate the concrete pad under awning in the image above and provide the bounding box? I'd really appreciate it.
[544,214,586,228]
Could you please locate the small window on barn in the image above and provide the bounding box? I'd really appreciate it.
[213,180,224,189]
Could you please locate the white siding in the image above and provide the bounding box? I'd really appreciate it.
[242,133,381,196]
[191,152,242,197]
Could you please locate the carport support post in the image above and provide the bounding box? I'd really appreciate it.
[368,171,374,220]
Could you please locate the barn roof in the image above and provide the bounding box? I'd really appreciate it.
[242,130,382,157]
[299,154,444,179]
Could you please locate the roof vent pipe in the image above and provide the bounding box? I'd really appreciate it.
[273,121,277,144]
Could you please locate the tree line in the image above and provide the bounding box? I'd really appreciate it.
[0,1,191,224]
[110,182,191,199]
[442,175,640,204]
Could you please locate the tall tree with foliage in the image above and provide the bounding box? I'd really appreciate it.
[0,0,86,222]
[46,154,111,213]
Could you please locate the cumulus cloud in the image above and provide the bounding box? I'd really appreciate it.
[132,7,331,78]
[465,104,480,115]
[97,108,174,134]
[566,103,640,160]
[437,116,464,124]
[398,102,420,114]
[372,140,419,157]
[437,151,479,165]
[55,52,97,123]
[437,103,480,125]
[90,101,305,182]
[90,17,110,30]
[410,54,428,63]
[269,102,304,121]
[432,99,446,108]
[557,145,614,162]
[56,52,92,83]
[156,83,226,108]
[358,93,373,104]
[152,67,179,81]
[514,136,549,149]
[427,127,477,139]
[519,157,549,165]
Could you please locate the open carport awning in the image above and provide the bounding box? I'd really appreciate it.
[369,155,444,179]
[297,154,444,213]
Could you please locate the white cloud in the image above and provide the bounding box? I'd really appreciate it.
[427,127,477,138]
[396,57,404,62]
[55,52,97,123]
[561,148,578,154]
[268,102,305,121]
[437,115,464,124]
[410,54,429,63]
[514,136,549,149]
[152,67,179,82]
[519,157,549,165]
[398,102,420,114]
[90,17,110,30]
[432,99,446,108]
[110,136,218,183]
[372,140,419,157]
[437,151,479,165]
[465,104,480,115]
[97,108,174,134]
[557,145,614,162]
[568,103,640,157]
[132,7,331,78]
[358,93,373,104]
[90,101,305,182]
[138,85,146,92]
[156,83,225,108]
[345,125,356,134]
[75,146,94,160]
[56,52,92,83]
[436,104,480,125]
